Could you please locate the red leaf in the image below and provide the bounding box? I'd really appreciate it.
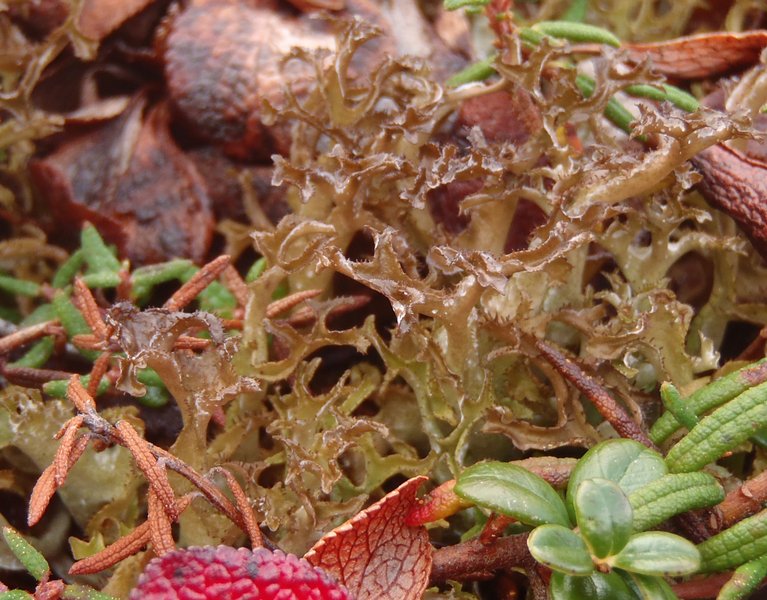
[625,31,767,79]
[692,143,767,258]
[304,476,432,600]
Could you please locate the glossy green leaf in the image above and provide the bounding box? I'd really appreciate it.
[574,479,633,558]
[698,507,767,572]
[666,380,767,473]
[566,440,666,520]
[651,359,767,444]
[1,527,49,581]
[610,532,700,576]
[717,554,767,600]
[455,462,570,527]
[528,525,594,575]
[620,571,677,600]
[628,472,723,532]
[550,571,635,600]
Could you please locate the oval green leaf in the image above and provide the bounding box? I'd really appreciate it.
[550,571,635,600]
[528,524,594,575]
[575,479,633,558]
[455,462,570,527]
[610,532,700,576]
[620,571,677,600]
[566,440,667,519]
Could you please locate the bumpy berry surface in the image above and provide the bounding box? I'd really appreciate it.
[129,546,351,599]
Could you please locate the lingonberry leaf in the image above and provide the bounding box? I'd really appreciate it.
[129,546,350,600]
[609,532,700,576]
[454,462,570,528]
[574,479,633,559]
[549,571,634,600]
[527,525,594,576]
[620,571,678,600]
[304,476,432,600]
[566,440,666,520]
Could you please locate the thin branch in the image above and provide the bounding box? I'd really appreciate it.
[430,533,532,585]
[534,338,654,447]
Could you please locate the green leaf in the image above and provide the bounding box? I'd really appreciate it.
[1,527,49,581]
[0,273,40,297]
[550,571,635,600]
[574,479,633,558]
[52,249,85,288]
[528,525,594,575]
[80,223,120,275]
[532,20,621,47]
[650,359,767,444]
[9,337,55,369]
[575,74,637,134]
[717,555,767,600]
[444,0,490,9]
[610,532,700,576]
[62,584,118,600]
[0,592,35,599]
[698,507,767,572]
[666,380,767,473]
[620,571,677,600]
[566,439,666,520]
[447,56,497,87]
[455,462,570,527]
[628,472,724,532]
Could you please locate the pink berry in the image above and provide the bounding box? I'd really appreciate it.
[130,546,352,599]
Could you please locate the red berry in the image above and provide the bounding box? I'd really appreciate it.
[130,546,352,599]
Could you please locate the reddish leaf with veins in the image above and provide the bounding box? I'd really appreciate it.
[692,144,767,259]
[625,31,767,79]
[305,476,432,600]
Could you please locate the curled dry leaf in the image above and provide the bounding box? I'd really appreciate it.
[691,144,767,259]
[77,0,155,41]
[625,31,767,79]
[163,1,335,159]
[30,101,213,265]
[304,476,432,600]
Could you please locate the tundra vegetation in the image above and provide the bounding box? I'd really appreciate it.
[3,0,767,598]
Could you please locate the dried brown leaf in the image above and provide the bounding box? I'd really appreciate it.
[147,488,175,557]
[164,255,230,312]
[626,31,767,79]
[53,415,84,485]
[28,435,90,527]
[692,143,767,259]
[115,420,178,520]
